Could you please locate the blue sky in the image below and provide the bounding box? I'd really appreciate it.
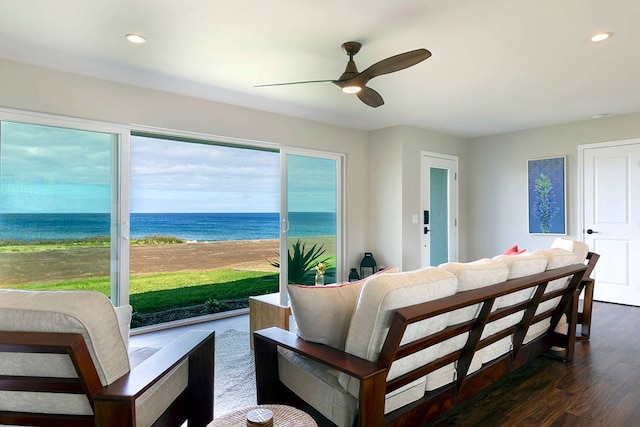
[1,122,335,213]
[0,122,112,213]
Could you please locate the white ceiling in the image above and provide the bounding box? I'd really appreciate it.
[1,0,638,138]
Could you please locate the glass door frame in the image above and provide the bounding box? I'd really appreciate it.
[420,151,459,267]
[279,147,345,304]
[0,107,131,306]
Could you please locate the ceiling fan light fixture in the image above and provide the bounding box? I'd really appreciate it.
[125,33,146,44]
[590,32,612,42]
[342,85,362,94]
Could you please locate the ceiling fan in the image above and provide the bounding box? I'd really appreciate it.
[255,42,432,108]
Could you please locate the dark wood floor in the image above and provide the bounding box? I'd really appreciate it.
[427,301,640,427]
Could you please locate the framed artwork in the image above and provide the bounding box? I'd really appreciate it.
[527,156,566,235]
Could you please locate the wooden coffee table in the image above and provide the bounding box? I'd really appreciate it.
[209,404,317,426]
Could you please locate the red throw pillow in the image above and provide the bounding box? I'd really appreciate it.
[503,245,526,255]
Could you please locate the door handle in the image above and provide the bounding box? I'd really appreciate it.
[424,227,430,235]
[586,229,598,234]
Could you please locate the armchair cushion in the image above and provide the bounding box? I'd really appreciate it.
[0,289,130,384]
[115,304,133,349]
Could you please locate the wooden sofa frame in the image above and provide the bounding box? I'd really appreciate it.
[0,329,214,427]
[255,259,593,427]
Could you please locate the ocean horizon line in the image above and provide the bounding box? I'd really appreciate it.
[1,212,336,243]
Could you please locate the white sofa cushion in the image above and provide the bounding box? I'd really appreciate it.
[428,258,510,390]
[485,253,549,322]
[338,267,458,406]
[520,247,578,343]
[480,253,549,364]
[532,248,578,315]
[551,238,589,263]
[287,267,396,351]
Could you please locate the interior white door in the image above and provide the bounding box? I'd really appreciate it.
[582,140,640,306]
[421,153,458,267]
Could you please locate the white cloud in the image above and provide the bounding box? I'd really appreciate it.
[130,135,280,212]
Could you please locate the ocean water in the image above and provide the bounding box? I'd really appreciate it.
[0,212,335,242]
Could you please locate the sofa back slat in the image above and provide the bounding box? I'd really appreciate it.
[380,263,587,397]
[455,298,496,392]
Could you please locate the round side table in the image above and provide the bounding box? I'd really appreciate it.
[209,404,317,427]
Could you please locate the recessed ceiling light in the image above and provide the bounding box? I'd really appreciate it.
[125,33,146,44]
[591,113,610,119]
[590,32,612,42]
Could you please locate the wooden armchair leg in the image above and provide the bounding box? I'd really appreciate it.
[254,334,282,404]
[187,334,215,427]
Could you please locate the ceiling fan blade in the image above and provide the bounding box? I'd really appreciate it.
[359,48,431,83]
[357,86,384,108]
[255,79,334,88]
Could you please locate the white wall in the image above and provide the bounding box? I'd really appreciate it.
[466,113,640,259]
[367,127,404,270]
[0,58,370,277]
[368,126,468,271]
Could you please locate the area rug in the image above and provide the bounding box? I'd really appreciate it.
[214,329,257,417]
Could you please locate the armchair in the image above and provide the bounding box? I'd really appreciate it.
[0,289,214,427]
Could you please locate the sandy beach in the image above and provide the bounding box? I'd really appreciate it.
[0,239,280,286]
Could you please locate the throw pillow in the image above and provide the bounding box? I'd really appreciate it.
[503,244,526,255]
[287,267,397,351]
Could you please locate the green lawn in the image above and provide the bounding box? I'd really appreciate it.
[19,268,279,314]
[3,235,335,326]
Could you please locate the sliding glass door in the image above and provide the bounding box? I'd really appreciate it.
[280,150,342,298]
[0,112,128,303]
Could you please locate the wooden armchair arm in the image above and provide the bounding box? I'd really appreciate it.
[254,327,387,427]
[95,330,214,427]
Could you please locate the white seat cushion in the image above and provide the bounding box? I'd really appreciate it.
[278,348,358,427]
